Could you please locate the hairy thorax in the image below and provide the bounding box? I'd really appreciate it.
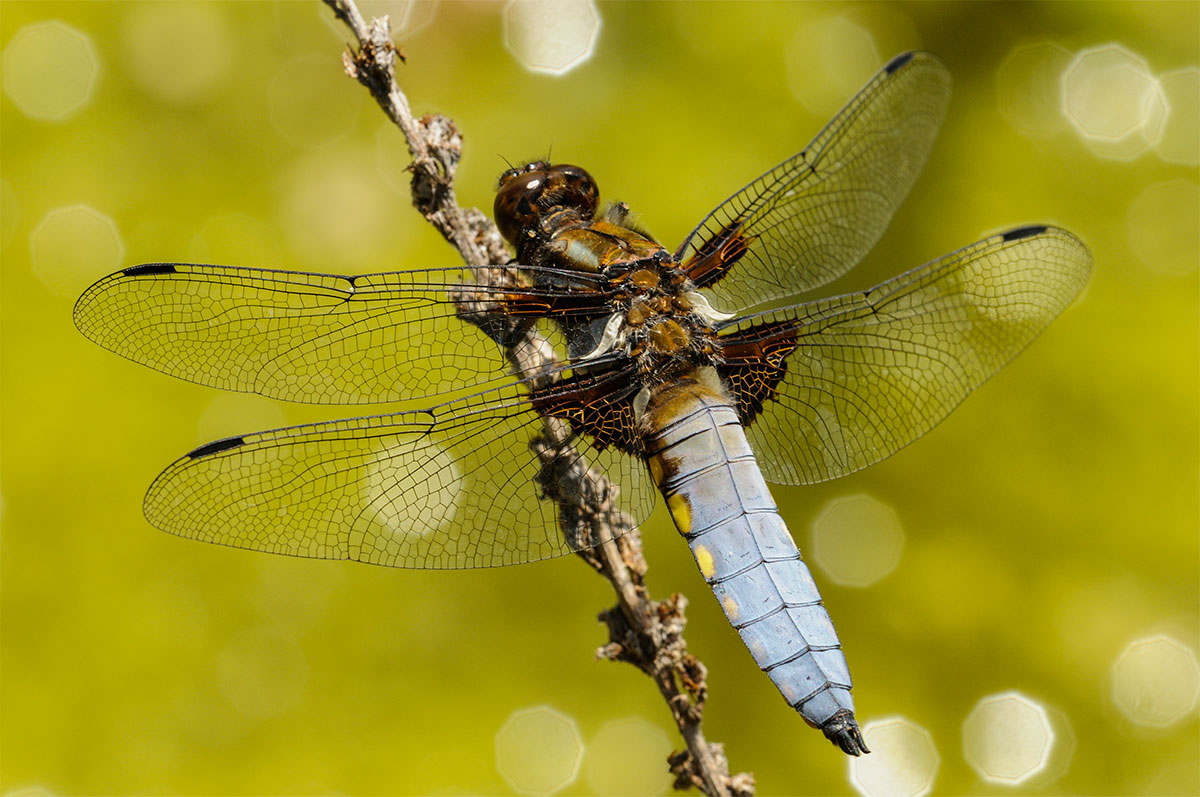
[493,161,731,385]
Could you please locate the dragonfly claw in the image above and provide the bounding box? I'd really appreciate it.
[822,711,870,756]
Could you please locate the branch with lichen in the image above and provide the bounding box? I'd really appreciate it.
[320,1,753,794]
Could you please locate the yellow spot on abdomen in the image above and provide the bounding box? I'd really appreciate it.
[694,544,716,579]
[722,595,740,621]
[666,492,691,535]
[648,456,664,486]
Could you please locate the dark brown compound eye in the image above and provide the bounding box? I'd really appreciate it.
[497,160,550,192]
[494,165,549,245]
[493,162,600,246]
[549,164,598,218]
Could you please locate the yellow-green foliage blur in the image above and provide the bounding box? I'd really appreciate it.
[2,2,1197,795]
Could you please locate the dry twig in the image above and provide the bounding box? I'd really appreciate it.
[321,3,754,794]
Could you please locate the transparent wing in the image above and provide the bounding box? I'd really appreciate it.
[677,51,951,311]
[715,226,1092,485]
[144,379,653,569]
[73,263,611,404]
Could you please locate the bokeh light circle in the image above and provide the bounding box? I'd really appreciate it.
[495,706,583,795]
[366,438,462,540]
[268,55,362,146]
[319,0,438,41]
[31,204,124,298]
[3,787,56,797]
[503,0,600,76]
[785,16,880,117]
[1062,44,1167,161]
[1125,178,1200,276]
[280,149,390,266]
[1155,67,1200,166]
[583,716,671,796]
[848,716,940,797]
[1111,634,1200,727]
[961,691,1055,784]
[3,21,99,121]
[1,179,19,246]
[121,2,233,105]
[996,41,1072,138]
[362,1,437,36]
[811,493,904,587]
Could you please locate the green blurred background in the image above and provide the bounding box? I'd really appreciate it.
[2,2,1197,795]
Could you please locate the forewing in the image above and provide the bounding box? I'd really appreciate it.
[74,263,610,404]
[677,51,951,311]
[144,382,654,568]
[715,226,1092,485]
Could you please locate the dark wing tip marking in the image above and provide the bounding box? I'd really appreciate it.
[1001,224,1049,242]
[884,51,915,73]
[187,436,246,459]
[121,263,178,277]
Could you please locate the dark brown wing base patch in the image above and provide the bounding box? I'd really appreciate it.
[717,320,801,424]
[679,219,755,290]
[529,369,644,457]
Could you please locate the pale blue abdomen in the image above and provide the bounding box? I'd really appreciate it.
[643,375,862,750]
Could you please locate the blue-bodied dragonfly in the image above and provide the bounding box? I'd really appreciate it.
[74,52,1091,755]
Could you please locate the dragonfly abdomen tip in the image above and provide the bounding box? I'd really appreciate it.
[822,711,870,756]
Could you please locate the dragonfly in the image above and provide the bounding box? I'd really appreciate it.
[74,51,1091,756]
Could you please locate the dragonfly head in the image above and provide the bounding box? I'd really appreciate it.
[495,162,599,246]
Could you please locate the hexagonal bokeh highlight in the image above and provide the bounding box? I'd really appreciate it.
[1111,634,1200,727]
[269,55,362,147]
[1126,178,1200,276]
[122,2,233,105]
[1062,44,1167,160]
[3,786,56,797]
[1022,703,1077,788]
[996,41,1072,139]
[1,179,19,246]
[365,436,462,538]
[381,0,437,36]
[495,705,583,795]
[318,0,438,41]
[280,149,389,265]
[31,204,125,298]
[1155,67,1200,166]
[811,493,904,587]
[3,21,100,121]
[583,716,671,796]
[962,691,1055,785]
[504,0,600,76]
[785,15,880,118]
[848,716,940,797]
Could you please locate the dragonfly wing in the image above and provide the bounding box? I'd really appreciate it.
[715,225,1092,485]
[677,51,951,311]
[74,263,610,404]
[144,380,654,568]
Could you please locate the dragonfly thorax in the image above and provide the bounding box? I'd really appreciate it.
[578,260,725,384]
